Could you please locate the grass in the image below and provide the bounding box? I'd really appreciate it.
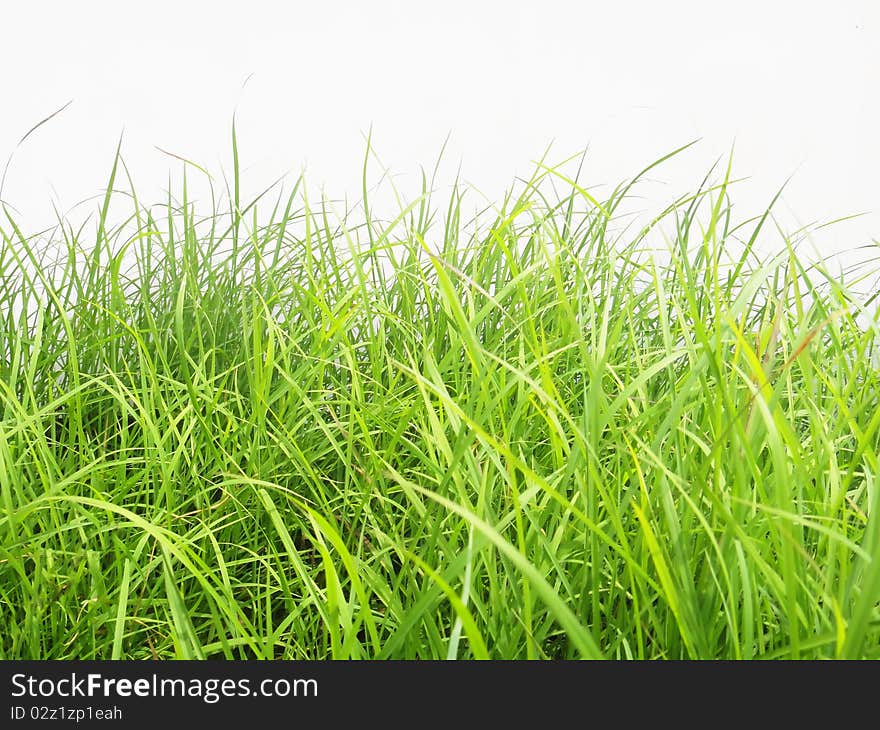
[0,135,878,660]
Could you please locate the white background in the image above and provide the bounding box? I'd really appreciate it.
[1,1,877,269]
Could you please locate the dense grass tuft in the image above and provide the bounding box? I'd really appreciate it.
[1,141,878,659]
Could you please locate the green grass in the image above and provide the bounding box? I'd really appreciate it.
[1,136,878,659]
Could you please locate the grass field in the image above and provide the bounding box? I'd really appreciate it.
[1,138,878,659]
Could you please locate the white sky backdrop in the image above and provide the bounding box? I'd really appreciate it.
[1,1,877,270]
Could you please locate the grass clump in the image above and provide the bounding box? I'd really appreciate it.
[0,138,878,659]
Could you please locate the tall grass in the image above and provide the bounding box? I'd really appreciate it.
[1,138,878,659]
